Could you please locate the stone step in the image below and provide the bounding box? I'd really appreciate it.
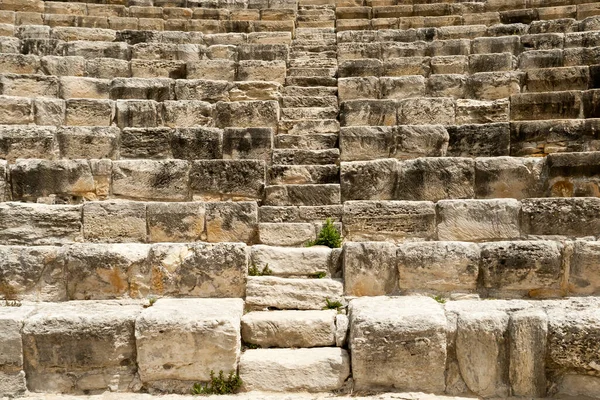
[264,183,342,206]
[291,43,338,53]
[281,85,337,97]
[281,106,338,119]
[245,275,344,310]
[275,133,339,150]
[268,164,339,185]
[287,67,337,77]
[240,348,350,392]
[259,204,343,223]
[278,118,340,135]
[282,95,338,108]
[295,29,337,41]
[250,244,334,277]
[273,148,340,165]
[287,57,338,69]
[285,76,338,87]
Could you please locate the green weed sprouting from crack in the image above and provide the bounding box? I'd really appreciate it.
[191,370,242,395]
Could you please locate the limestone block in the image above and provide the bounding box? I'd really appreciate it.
[222,127,272,160]
[511,119,595,156]
[0,245,64,301]
[83,201,146,243]
[258,222,315,246]
[340,99,397,126]
[344,241,397,296]
[250,245,331,277]
[238,44,288,61]
[480,241,563,298]
[110,78,173,102]
[448,123,510,157]
[521,197,600,237]
[186,60,236,81]
[455,99,509,125]
[339,126,393,161]
[525,66,588,92]
[338,59,383,78]
[383,56,430,76]
[59,77,109,100]
[399,157,473,201]
[84,58,130,79]
[57,126,118,160]
[23,301,142,393]
[0,95,33,125]
[147,202,206,243]
[456,309,510,397]
[343,200,436,242]
[472,36,521,54]
[427,74,467,98]
[0,74,58,98]
[33,98,64,126]
[546,151,600,197]
[0,202,82,245]
[272,149,338,165]
[174,79,230,102]
[338,77,380,102]
[62,41,129,60]
[229,81,281,102]
[215,100,279,128]
[569,240,600,295]
[397,97,455,125]
[65,99,114,126]
[341,159,398,201]
[242,310,336,348]
[206,201,258,244]
[335,314,349,347]
[437,199,520,242]
[0,54,40,75]
[190,160,265,201]
[130,60,186,79]
[380,75,427,99]
[0,125,57,162]
[475,157,544,199]
[511,91,582,121]
[509,308,548,397]
[120,127,172,159]
[469,53,513,73]
[112,160,190,202]
[392,124,449,160]
[136,298,242,392]
[264,184,340,206]
[246,276,343,310]
[556,374,600,399]
[65,243,149,300]
[162,100,214,128]
[146,243,247,298]
[350,296,447,392]
[398,241,480,293]
[240,348,349,392]
[470,72,522,100]
[116,100,160,129]
[237,60,286,84]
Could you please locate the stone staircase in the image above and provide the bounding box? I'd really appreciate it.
[1,0,600,398]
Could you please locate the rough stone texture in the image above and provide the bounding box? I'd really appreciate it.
[258,222,315,247]
[215,100,279,128]
[83,201,147,243]
[0,203,82,246]
[343,201,436,242]
[147,202,206,243]
[241,310,336,348]
[136,299,243,393]
[112,160,190,202]
[545,151,600,197]
[569,240,600,295]
[521,197,600,238]
[343,241,398,296]
[475,157,544,199]
[340,159,398,201]
[190,160,265,201]
[398,241,480,293]
[245,276,343,310]
[436,199,521,242]
[22,301,142,394]
[206,201,258,244]
[350,296,447,392]
[0,246,65,302]
[240,348,350,392]
[250,245,331,277]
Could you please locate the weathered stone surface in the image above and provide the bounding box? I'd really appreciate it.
[340,159,398,201]
[268,165,338,185]
[241,310,336,348]
[343,200,436,242]
[340,100,397,127]
[250,245,331,277]
[147,202,206,243]
[447,123,510,157]
[343,241,398,296]
[57,126,119,160]
[569,240,600,295]
[120,128,172,159]
[0,203,82,245]
[23,301,142,394]
[396,157,475,201]
[398,241,480,293]
[65,99,114,126]
[264,184,340,206]
[509,308,548,397]
[335,313,349,347]
[245,276,343,310]
[240,348,350,392]
[215,100,279,128]
[475,157,544,199]
[222,127,272,160]
[555,374,600,399]
[170,127,222,160]
[350,296,447,392]
[0,125,58,162]
[0,246,65,302]
[0,160,7,201]
[136,298,243,392]
[112,160,190,202]
[82,201,145,245]
[437,199,521,242]
[398,97,455,125]
[545,151,600,197]
[521,197,600,237]
[206,201,258,244]
[392,125,449,160]
[162,100,214,128]
[339,126,392,161]
[190,160,265,201]
[258,222,315,247]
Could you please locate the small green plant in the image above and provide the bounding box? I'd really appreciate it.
[306,218,342,248]
[248,263,272,277]
[243,341,261,350]
[432,295,446,304]
[144,296,157,308]
[191,370,243,395]
[312,271,327,279]
[324,298,343,310]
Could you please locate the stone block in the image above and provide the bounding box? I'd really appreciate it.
[136,299,242,392]
[341,159,398,201]
[110,78,173,102]
[525,66,589,92]
[338,77,380,102]
[392,124,449,160]
[264,184,340,206]
[116,100,160,129]
[469,53,514,73]
[162,100,214,128]
[0,125,57,162]
[190,160,265,201]
[569,240,600,295]
[65,99,114,126]
[57,126,118,160]
[340,99,397,126]
[169,127,222,160]
[83,201,146,243]
[215,100,279,128]
[250,245,331,277]
[147,202,206,243]
[23,301,141,393]
[455,99,509,125]
[344,241,397,296]
[205,201,258,244]
[546,151,600,197]
[343,200,436,242]
[350,296,447,392]
[447,123,510,157]
[186,60,236,81]
[258,222,315,246]
[339,126,393,161]
[240,348,349,392]
[511,91,582,121]
[521,197,600,237]
[84,58,129,79]
[475,156,544,199]
[380,76,427,99]
[437,199,521,242]
[398,241,480,293]
[112,160,190,202]
[241,310,336,348]
[397,97,455,125]
[237,60,286,84]
[174,79,230,102]
[120,127,172,159]
[0,95,33,125]
[246,276,343,310]
[130,60,186,79]
[222,127,272,160]
[470,72,522,100]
